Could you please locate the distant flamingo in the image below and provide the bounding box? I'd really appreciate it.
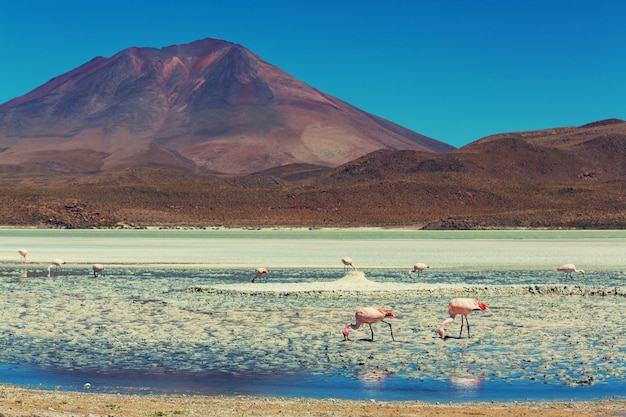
[341,257,357,272]
[92,264,105,277]
[251,267,268,283]
[342,307,395,342]
[48,259,65,277]
[18,249,27,263]
[438,298,489,339]
[556,263,585,278]
[408,262,429,277]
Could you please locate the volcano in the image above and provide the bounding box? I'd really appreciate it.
[0,38,452,174]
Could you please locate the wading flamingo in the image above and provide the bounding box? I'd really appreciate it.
[251,267,268,283]
[342,307,395,342]
[18,249,27,263]
[341,257,357,272]
[92,264,105,277]
[48,259,65,277]
[438,298,488,339]
[408,263,429,277]
[556,263,585,278]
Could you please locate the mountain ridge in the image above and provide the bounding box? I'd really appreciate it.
[0,38,451,174]
[0,118,624,229]
[0,38,624,229]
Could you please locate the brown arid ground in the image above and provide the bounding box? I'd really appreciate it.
[0,385,624,417]
[0,163,624,230]
[1,119,625,230]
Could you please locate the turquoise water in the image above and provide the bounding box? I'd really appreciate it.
[0,228,625,402]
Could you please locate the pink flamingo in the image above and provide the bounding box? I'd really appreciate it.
[341,257,357,272]
[408,262,429,277]
[438,298,489,339]
[251,267,268,283]
[47,259,66,277]
[342,307,395,342]
[92,264,105,277]
[556,263,585,278]
[18,249,27,263]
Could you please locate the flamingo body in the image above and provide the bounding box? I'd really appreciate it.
[251,267,268,283]
[47,259,66,277]
[341,257,357,272]
[18,249,27,263]
[438,298,488,339]
[51,259,65,268]
[92,264,105,277]
[408,262,429,277]
[556,263,585,277]
[342,306,395,341]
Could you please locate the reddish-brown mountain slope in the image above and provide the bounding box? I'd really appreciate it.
[461,118,626,181]
[0,38,452,174]
[0,119,623,229]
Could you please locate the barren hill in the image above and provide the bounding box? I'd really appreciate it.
[0,36,624,230]
[461,118,626,181]
[316,118,626,183]
[0,38,451,174]
[0,119,624,229]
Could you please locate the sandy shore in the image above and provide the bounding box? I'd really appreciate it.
[0,385,624,417]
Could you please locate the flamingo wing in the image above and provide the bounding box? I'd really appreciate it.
[355,307,393,324]
[449,298,488,316]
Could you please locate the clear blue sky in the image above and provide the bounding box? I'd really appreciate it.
[2,0,625,148]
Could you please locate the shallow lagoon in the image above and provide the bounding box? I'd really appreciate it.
[0,229,625,402]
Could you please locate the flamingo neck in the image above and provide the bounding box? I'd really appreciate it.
[343,322,361,339]
[438,317,455,337]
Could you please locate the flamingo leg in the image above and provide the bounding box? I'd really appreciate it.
[458,315,464,338]
[368,323,375,341]
[381,320,395,342]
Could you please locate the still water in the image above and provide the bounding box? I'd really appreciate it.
[2,228,625,269]
[0,228,625,402]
